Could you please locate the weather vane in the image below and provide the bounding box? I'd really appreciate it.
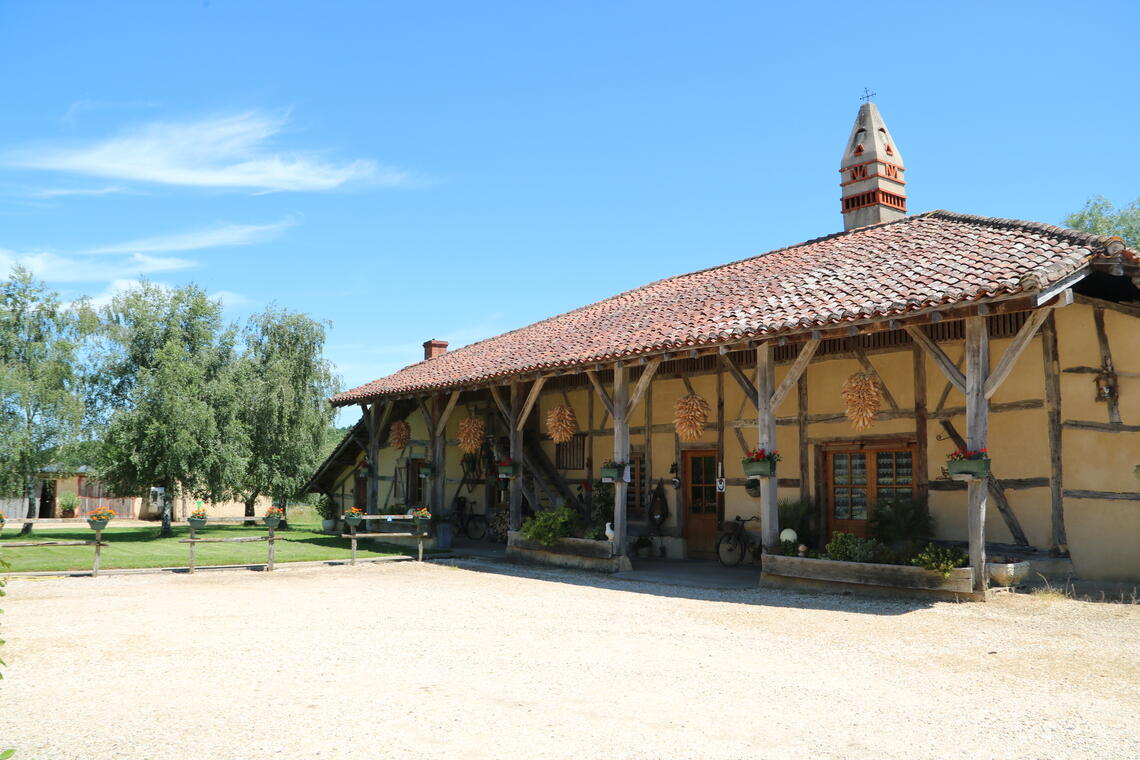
[860,88,876,103]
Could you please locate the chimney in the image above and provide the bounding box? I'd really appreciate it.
[423,339,448,360]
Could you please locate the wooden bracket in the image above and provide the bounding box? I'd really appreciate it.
[906,326,966,394]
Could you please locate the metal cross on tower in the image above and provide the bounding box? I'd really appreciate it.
[860,88,876,103]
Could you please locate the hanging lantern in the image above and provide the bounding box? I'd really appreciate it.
[546,404,578,444]
[673,393,710,441]
[841,372,881,431]
[388,420,411,449]
[458,416,485,454]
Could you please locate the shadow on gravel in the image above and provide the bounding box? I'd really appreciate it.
[432,556,936,616]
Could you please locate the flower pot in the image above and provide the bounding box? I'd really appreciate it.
[419,464,435,478]
[344,515,363,528]
[321,519,336,532]
[87,518,111,531]
[600,465,624,483]
[948,458,990,479]
[413,517,431,536]
[263,516,281,530]
[987,560,1031,587]
[497,463,519,479]
[187,517,207,531]
[744,478,762,497]
[743,459,775,477]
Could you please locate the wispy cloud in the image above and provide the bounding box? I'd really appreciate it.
[62,99,161,126]
[81,280,249,311]
[84,216,296,254]
[7,110,400,193]
[28,185,133,199]
[0,249,194,283]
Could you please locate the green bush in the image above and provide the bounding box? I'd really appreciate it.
[778,499,817,547]
[57,492,79,515]
[314,495,336,520]
[779,539,799,556]
[868,497,934,558]
[824,532,881,563]
[911,543,969,577]
[520,506,578,547]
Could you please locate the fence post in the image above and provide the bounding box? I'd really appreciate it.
[188,524,197,573]
[349,524,358,566]
[93,529,103,577]
[267,526,276,571]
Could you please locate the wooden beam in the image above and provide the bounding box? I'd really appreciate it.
[417,397,435,432]
[797,370,810,503]
[913,346,928,502]
[1062,419,1140,433]
[626,357,662,416]
[509,381,523,531]
[1041,314,1067,554]
[515,376,547,432]
[1063,489,1140,501]
[612,364,630,551]
[983,308,1052,399]
[434,391,460,439]
[585,370,615,418]
[770,339,819,409]
[1074,292,1140,320]
[964,316,990,591]
[488,385,510,424]
[756,342,778,552]
[719,353,758,407]
[906,326,966,394]
[1093,307,1123,424]
[855,349,899,411]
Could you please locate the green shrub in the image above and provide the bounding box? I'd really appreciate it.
[778,499,817,547]
[520,506,578,547]
[779,539,799,556]
[868,497,934,558]
[911,543,968,577]
[57,492,79,516]
[314,495,336,520]
[824,532,881,563]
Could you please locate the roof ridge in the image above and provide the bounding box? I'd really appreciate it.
[923,209,1124,253]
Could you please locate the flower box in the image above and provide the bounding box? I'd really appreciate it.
[263,516,281,530]
[762,554,976,597]
[506,531,632,573]
[948,458,990,480]
[497,463,520,479]
[743,459,775,478]
[418,464,435,478]
[187,516,207,531]
[87,518,111,531]
[599,465,626,483]
[344,515,363,528]
[413,517,431,536]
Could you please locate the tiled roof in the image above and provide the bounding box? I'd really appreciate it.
[332,210,1135,405]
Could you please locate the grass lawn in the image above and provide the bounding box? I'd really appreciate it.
[0,521,411,573]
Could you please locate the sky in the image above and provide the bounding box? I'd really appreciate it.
[1,1,1137,423]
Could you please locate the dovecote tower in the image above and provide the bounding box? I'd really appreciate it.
[840,102,907,231]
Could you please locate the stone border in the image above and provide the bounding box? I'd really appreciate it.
[761,554,978,600]
[506,531,632,573]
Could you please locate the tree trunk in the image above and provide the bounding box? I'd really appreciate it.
[159,483,173,538]
[279,497,289,530]
[19,476,36,536]
[243,492,259,526]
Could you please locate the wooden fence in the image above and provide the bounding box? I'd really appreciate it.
[343,514,428,564]
[178,517,282,573]
[1,521,110,576]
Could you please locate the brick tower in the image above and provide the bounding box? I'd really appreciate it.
[840,102,907,231]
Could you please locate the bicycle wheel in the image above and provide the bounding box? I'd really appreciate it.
[717,533,746,567]
[465,514,488,541]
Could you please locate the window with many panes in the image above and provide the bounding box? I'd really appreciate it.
[826,444,915,537]
[555,434,586,470]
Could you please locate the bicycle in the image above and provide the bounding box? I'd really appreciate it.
[716,515,761,567]
[450,496,488,541]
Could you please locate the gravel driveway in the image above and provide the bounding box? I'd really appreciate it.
[2,559,1137,759]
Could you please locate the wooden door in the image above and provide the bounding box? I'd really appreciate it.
[682,450,721,558]
[825,446,915,539]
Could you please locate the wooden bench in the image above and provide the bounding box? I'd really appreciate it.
[341,514,428,564]
[178,520,282,573]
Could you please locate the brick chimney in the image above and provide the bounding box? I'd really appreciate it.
[423,339,448,360]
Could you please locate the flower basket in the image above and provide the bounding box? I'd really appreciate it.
[187,516,207,531]
[600,465,624,483]
[345,515,363,528]
[497,463,520,479]
[948,458,990,479]
[418,463,435,478]
[87,518,111,531]
[743,459,775,478]
[413,516,431,536]
[263,516,281,529]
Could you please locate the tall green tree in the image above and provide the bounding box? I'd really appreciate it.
[95,283,247,537]
[0,268,85,534]
[1065,196,1139,249]
[233,307,338,524]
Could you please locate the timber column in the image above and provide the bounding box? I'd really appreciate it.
[612,363,630,551]
[756,343,778,551]
[509,380,523,531]
[964,317,990,593]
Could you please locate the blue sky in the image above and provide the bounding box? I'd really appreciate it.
[1,1,1137,422]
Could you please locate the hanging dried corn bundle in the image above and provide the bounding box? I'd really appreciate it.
[546,404,578,444]
[673,393,710,441]
[841,372,881,431]
[458,416,485,454]
[388,420,411,449]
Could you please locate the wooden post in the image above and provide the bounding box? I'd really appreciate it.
[189,524,197,573]
[913,346,929,502]
[757,343,778,551]
[267,525,276,572]
[1041,313,1067,554]
[349,524,358,566]
[797,372,810,504]
[93,529,103,577]
[964,316,989,593]
[612,364,630,552]
[432,394,446,514]
[509,380,523,531]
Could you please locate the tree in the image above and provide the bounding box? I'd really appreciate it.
[232,307,338,526]
[95,283,247,537]
[1065,196,1139,249]
[0,268,85,534]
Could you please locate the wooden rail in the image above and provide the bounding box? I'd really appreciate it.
[178,524,280,573]
[341,514,427,565]
[1,528,109,576]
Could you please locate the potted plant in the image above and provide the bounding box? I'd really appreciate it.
[411,506,431,536]
[344,506,365,529]
[0,511,6,535]
[496,458,519,479]
[87,505,115,531]
[57,492,79,518]
[263,505,285,529]
[315,495,337,532]
[188,507,208,531]
[418,462,436,478]
[947,449,990,479]
[742,448,780,477]
[600,460,626,483]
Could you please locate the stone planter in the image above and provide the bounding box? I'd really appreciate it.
[321,519,336,532]
[743,459,775,477]
[506,531,632,573]
[986,559,1031,587]
[344,515,363,529]
[263,516,281,530]
[187,517,207,531]
[762,554,977,599]
[87,518,111,531]
[948,458,990,480]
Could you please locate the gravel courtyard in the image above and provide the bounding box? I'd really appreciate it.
[2,559,1137,760]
